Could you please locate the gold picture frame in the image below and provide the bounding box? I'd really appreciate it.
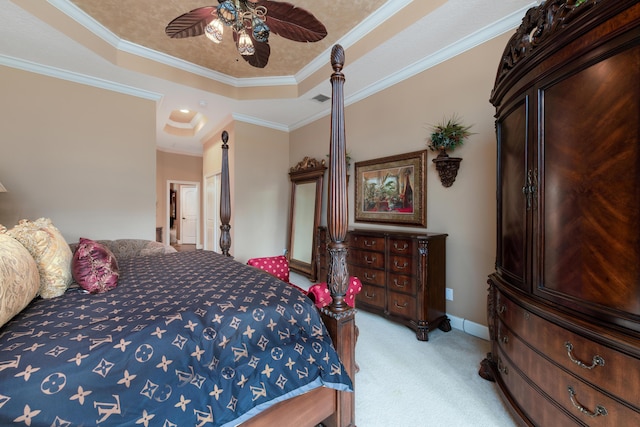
[354,150,427,227]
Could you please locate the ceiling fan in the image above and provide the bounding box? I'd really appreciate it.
[165,0,327,68]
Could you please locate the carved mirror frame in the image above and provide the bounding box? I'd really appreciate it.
[287,157,326,281]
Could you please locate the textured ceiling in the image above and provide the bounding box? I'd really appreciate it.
[1,0,539,155]
[70,0,387,78]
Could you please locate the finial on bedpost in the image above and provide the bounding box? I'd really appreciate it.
[327,44,349,312]
[220,130,232,257]
[331,44,344,72]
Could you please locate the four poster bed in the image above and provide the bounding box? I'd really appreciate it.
[0,45,356,426]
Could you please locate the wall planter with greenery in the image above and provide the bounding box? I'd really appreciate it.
[426,114,474,187]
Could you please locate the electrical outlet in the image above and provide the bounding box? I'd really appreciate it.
[445,288,453,301]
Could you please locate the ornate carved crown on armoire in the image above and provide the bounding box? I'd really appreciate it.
[480,1,640,425]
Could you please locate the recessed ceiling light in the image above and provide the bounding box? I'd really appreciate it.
[180,108,190,113]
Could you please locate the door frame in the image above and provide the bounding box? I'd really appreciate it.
[204,173,221,252]
[166,180,201,248]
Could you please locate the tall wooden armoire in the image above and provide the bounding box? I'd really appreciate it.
[481,1,640,425]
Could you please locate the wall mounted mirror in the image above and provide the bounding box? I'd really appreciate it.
[287,157,326,281]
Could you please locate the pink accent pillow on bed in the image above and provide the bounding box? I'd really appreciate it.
[307,277,362,308]
[72,238,119,294]
[246,255,290,282]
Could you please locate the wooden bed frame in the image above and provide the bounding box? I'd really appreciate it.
[219,44,357,427]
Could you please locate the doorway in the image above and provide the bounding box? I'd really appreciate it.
[166,180,201,248]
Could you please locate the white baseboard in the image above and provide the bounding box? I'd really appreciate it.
[447,314,489,341]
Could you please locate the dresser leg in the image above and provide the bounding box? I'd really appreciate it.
[438,317,452,332]
[479,353,495,381]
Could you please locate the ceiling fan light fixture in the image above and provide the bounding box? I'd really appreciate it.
[252,17,269,43]
[205,19,224,43]
[237,30,255,56]
[217,1,238,25]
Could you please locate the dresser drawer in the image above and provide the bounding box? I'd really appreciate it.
[357,283,384,309]
[350,233,385,251]
[388,237,414,255]
[497,291,640,409]
[495,347,578,427]
[389,255,413,274]
[349,248,385,269]
[387,291,416,320]
[350,265,385,286]
[388,273,416,295]
[498,320,640,426]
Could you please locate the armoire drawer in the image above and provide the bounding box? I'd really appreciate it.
[495,347,575,427]
[496,291,640,409]
[357,283,384,309]
[497,320,640,426]
[349,248,385,269]
[387,291,416,320]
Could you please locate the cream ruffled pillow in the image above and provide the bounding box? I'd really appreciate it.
[7,218,72,299]
[0,227,40,326]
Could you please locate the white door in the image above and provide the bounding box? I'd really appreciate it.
[204,174,220,251]
[180,185,198,244]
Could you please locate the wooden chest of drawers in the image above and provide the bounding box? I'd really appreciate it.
[318,227,450,341]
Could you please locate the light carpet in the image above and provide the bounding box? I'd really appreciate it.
[289,272,518,427]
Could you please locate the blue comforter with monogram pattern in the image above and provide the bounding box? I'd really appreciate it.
[0,250,352,426]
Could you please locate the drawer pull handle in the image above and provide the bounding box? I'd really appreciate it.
[501,334,509,344]
[394,300,408,309]
[394,260,409,270]
[497,358,508,375]
[364,291,376,299]
[564,342,605,369]
[364,272,376,280]
[363,239,376,247]
[393,279,407,288]
[364,255,377,264]
[393,242,409,251]
[567,386,608,418]
[497,305,506,314]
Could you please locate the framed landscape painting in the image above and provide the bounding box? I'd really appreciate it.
[354,150,427,227]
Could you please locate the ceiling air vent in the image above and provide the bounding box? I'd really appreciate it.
[312,94,330,103]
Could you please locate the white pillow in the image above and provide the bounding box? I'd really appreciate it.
[7,218,72,298]
[0,228,40,327]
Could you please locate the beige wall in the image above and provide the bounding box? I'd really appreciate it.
[291,33,510,327]
[0,65,156,243]
[156,150,203,244]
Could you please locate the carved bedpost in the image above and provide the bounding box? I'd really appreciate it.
[219,131,231,257]
[321,44,357,427]
[326,44,350,311]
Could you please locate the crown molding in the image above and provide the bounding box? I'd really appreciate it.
[0,54,162,101]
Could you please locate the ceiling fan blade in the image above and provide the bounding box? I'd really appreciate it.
[165,6,217,39]
[258,0,327,42]
[233,30,270,68]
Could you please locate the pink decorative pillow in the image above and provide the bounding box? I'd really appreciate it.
[345,276,363,308]
[308,283,333,308]
[72,238,119,293]
[247,255,290,282]
[307,277,362,308]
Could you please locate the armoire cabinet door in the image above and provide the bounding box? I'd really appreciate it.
[534,42,640,329]
[496,98,530,292]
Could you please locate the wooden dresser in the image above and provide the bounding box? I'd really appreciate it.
[318,227,450,340]
[481,1,640,425]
